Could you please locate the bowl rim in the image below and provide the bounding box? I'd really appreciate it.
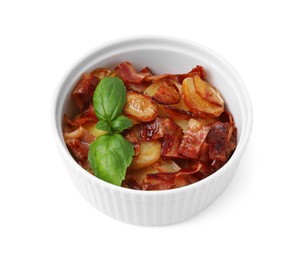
[51,35,253,197]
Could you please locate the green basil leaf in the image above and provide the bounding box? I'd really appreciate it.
[88,134,134,186]
[93,77,126,122]
[111,116,133,132]
[95,120,112,133]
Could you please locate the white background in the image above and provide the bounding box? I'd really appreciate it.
[0,0,302,259]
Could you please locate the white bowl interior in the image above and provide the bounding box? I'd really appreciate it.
[55,38,250,154]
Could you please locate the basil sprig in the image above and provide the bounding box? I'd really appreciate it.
[88,77,134,186]
[93,77,133,133]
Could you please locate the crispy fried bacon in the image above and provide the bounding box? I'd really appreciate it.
[142,161,202,190]
[161,119,184,158]
[145,73,171,82]
[115,62,146,84]
[139,117,165,141]
[64,62,237,191]
[144,65,206,83]
[126,82,150,93]
[63,126,96,162]
[142,173,175,190]
[177,65,207,82]
[123,128,139,143]
[122,128,141,156]
[72,73,100,110]
[140,66,154,77]
[207,122,229,161]
[144,79,180,105]
[178,119,210,159]
[164,105,197,120]
[65,139,89,161]
[67,104,98,126]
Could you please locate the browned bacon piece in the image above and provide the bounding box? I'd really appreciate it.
[63,124,96,164]
[72,73,100,110]
[65,139,90,161]
[121,176,142,190]
[115,62,146,84]
[123,128,139,143]
[125,82,150,93]
[164,105,196,120]
[140,66,154,77]
[177,65,207,83]
[139,117,165,141]
[122,67,154,93]
[199,142,210,162]
[142,161,202,190]
[67,104,98,126]
[145,73,172,82]
[122,128,141,156]
[142,173,176,190]
[144,79,180,105]
[161,119,184,158]
[207,122,229,162]
[179,119,210,159]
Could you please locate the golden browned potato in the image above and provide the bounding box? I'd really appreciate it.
[129,140,161,170]
[193,75,224,107]
[182,77,224,117]
[124,92,158,122]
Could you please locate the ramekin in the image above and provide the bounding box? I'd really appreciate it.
[51,36,253,226]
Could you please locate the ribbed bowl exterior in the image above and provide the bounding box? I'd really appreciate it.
[52,36,252,226]
[64,155,239,226]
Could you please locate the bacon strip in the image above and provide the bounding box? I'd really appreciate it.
[140,66,154,77]
[122,128,141,156]
[142,161,202,190]
[179,119,210,159]
[139,117,165,141]
[65,139,89,161]
[161,119,184,158]
[72,73,100,110]
[115,62,145,84]
[177,65,206,82]
[123,128,139,143]
[145,73,171,82]
[207,122,229,161]
[67,104,98,126]
[164,105,197,120]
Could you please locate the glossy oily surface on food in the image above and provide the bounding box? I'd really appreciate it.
[63,61,237,190]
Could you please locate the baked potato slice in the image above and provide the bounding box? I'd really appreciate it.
[124,92,158,122]
[182,77,224,117]
[129,140,161,170]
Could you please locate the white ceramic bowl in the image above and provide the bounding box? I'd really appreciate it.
[52,36,252,226]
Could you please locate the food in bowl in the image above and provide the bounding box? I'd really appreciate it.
[63,61,237,190]
[53,36,252,226]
